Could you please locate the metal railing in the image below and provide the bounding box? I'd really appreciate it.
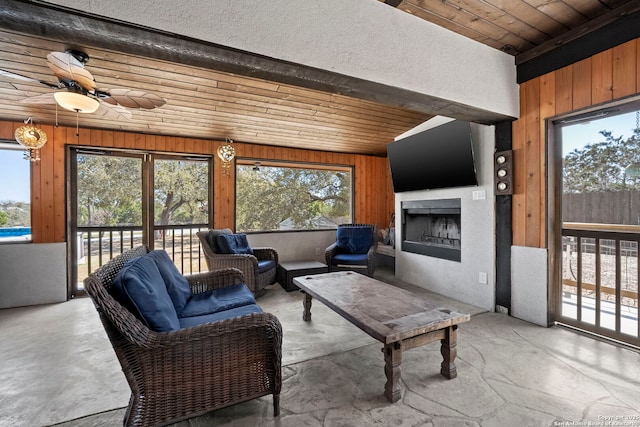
[76,224,209,287]
[153,224,207,275]
[561,223,639,347]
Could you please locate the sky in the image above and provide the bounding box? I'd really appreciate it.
[0,145,30,203]
[561,110,639,157]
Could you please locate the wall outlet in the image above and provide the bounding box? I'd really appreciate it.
[315,247,321,255]
[478,271,488,284]
[472,190,486,200]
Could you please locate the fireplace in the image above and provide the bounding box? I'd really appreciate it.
[401,198,461,262]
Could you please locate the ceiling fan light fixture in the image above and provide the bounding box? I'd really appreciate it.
[53,90,100,113]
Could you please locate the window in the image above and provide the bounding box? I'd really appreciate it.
[154,157,209,226]
[555,101,640,344]
[71,148,213,294]
[0,142,31,242]
[235,161,352,232]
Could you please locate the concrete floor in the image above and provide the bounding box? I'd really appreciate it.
[1,268,640,426]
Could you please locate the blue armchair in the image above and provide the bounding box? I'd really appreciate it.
[196,229,278,296]
[84,246,282,426]
[325,224,378,276]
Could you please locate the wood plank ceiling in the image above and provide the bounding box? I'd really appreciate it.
[383,0,638,59]
[0,0,637,155]
[0,30,431,155]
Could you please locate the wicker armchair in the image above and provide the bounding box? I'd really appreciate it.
[325,223,378,277]
[84,245,282,427]
[196,229,278,295]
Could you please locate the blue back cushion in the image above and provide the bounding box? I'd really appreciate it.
[206,228,232,253]
[111,255,180,332]
[336,226,373,254]
[216,233,254,255]
[146,250,191,314]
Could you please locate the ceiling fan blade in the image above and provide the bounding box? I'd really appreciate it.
[0,68,59,88]
[19,92,56,105]
[47,51,96,91]
[95,100,133,121]
[102,88,166,109]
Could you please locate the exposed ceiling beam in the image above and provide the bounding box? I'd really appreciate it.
[516,1,640,66]
[382,0,404,7]
[0,0,514,124]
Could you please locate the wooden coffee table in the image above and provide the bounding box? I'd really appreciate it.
[293,271,470,403]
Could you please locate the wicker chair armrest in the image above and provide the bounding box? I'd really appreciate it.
[252,247,278,263]
[186,268,246,294]
[325,242,339,265]
[206,253,258,267]
[367,243,378,260]
[202,254,259,292]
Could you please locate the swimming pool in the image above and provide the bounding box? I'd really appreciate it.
[0,227,31,237]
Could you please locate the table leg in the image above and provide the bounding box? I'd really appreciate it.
[440,325,458,379]
[383,342,402,402]
[302,292,312,321]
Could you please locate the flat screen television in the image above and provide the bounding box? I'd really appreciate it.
[386,120,477,193]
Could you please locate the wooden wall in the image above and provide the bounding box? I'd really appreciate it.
[513,37,640,248]
[0,120,394,244]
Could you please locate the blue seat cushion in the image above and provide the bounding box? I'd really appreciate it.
[332,253,368,266]
[180,284,256,318]
[336,227,373,254]
[111,254,180,332]
[216,233,254,255]
[178,304,263,328]
[146,250,191,313]
[257,259,276,274]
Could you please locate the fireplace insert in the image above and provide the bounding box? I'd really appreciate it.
[401,198,461,262]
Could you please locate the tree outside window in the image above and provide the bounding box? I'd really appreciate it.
[562,109,640,225]
[236,162,352,232]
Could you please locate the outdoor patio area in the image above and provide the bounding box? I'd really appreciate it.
[1,268,639,427]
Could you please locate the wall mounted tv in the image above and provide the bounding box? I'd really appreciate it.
[386,120,478,193]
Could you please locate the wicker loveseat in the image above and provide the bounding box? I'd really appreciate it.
[84,245,282,427]
[325,223,378,277]
[196,229,278,295]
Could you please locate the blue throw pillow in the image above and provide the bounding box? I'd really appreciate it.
[206,228,232,253]
[336,227,373,254]
[216,233,254,255]
[145,250,192,314]
[111,255,180,332]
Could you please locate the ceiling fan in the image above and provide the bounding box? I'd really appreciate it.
[0,49,166,121]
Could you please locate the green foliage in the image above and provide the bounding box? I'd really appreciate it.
[236,165,351,232]
[0,209,8,226]
[76,154,209,227]
[0,201,30,227]
[77,154,142,226]
[154,159,208,225]
[563,127,640,194]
